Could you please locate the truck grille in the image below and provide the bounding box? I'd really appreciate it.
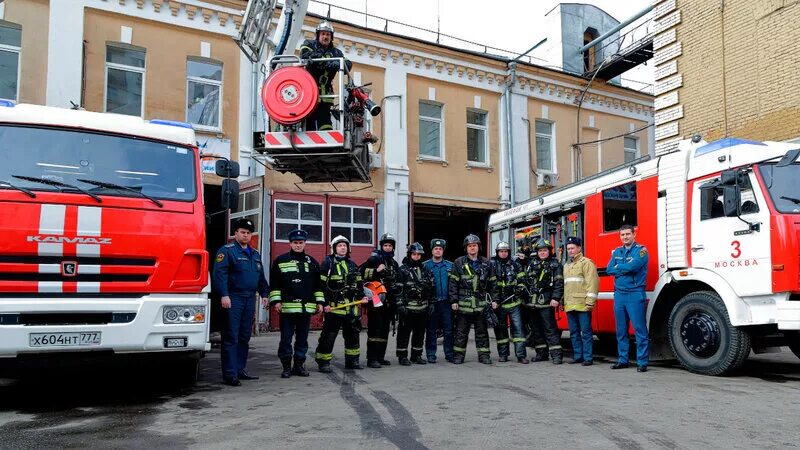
[0,273,149,283]
[0,255,155,285]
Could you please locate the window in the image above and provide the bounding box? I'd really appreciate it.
[186,58,222,130]
[419,101,443,159]
[466,109,488,164]
[535,120,554,172]
[603,182,637,232]
[274,200,323,242]
[583,28,599,72]
[0,23,21,101]
[105,44,146,116]
[700,172,759,221]
[624,136,639,163]
[230,188,262,237]
[330,205,374,245]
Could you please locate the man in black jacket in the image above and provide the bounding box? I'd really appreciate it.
[268,229,324,378]
[361,233,401,368]
[300,21,352,131]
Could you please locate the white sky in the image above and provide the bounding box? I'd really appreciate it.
[312,0,655,92]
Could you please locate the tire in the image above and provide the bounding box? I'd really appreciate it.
[786,331,800,360]
[171,358,200,386]
[667,291,751,376]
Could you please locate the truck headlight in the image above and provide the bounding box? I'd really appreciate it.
[162,305,206,324]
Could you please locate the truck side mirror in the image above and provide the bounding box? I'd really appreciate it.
[722,185,741,217]
[221,178,239,210]
[215,159,240,178]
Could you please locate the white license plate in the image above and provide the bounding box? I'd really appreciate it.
[29,332,102,348]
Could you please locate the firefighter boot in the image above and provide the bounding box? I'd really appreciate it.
[398,356,411,366]
[367,360,382,369]
[532,347,549,362]
[280,357,293,378]
[411,355,427,365]
[551,349,563,365]
[452,354,465,365]
[346,359,364,370]
[317,361,333,373]
[478,354,493,365]
[292,358,310,377]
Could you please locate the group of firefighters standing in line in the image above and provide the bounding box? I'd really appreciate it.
[212,217,652,386]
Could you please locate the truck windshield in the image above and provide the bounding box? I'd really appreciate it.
[758,162,800,214]
[0,124,196,202]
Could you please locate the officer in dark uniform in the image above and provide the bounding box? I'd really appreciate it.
[523,238,565,364]
[300,21,352,131]
[607,224,650,372]
[361,233,401,369]
[314,235,368,372]
[268,229,325,378]
[396,242,434,366]
[449,234,497,365]
[423,238,455,363]
[212,218,269,386]
[491,241,529,363]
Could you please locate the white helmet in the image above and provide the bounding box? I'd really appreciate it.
[316,20,335,38]
[330,234,350,252]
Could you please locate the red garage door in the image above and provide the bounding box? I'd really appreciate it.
[268,192,377,330]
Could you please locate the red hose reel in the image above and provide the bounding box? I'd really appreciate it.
[261,66,318,125]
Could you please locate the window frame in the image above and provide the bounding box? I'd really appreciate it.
[185,57,223,132]
[329,204,375,247]
[602,181,638,232]
[104,43,146,118]
[0,22,22,102]
[418,100,445,161]
[466,108,489,167]
[229,187,262,238]
[534,119,556,174]
[624,136,639,163]
[272,199,325,244]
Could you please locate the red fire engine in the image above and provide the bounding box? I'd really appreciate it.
[0,102,239,383]
[489,137,800,375]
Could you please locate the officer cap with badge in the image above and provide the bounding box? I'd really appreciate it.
[566,236,582,247]
[430,238,446,250]
[234,218,255,232]
[288,229,308,242]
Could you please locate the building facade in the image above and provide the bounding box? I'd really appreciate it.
[652,0,800,156]
[1,0,654,330]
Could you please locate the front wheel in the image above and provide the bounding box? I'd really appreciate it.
[667,291,751,376]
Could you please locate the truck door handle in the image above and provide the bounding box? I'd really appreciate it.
[691,245,705,252]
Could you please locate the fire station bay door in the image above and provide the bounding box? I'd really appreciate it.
[690,171,771,296]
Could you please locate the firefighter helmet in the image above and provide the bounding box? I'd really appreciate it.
[330,234,350,253]
[407,242,424,256]
[495,241,511,252]
[534,238,553,250]
[316,20,335,38]
[379,233,396,247]
[463,234,481,248]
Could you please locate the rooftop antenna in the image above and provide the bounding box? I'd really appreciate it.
[436,0,441,43]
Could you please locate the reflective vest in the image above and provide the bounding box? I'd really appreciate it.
[267,251,324,314]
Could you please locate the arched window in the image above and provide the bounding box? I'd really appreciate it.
[583,27,599,72]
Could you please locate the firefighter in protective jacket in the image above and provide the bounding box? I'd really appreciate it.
[268,229,325,378]
[361,233,401,368]
[449,234,497,365]
[523,238,565,364]
[490,241,529,364]
[395,242,434,366]
[314,235,368,372]
[300,21,352,131]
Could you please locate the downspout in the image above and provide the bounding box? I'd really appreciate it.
[504,62,517,207]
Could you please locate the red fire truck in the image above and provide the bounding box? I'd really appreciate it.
[488,137,800,375]
[0,102,238,383]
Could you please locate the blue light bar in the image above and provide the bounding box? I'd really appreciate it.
[150,119,193,129]
[0,99,16,107]
[695,137,765,157]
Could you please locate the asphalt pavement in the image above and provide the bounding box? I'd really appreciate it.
[1,331,799,449]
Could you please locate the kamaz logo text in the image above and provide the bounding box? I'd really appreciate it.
[27,235,112,244]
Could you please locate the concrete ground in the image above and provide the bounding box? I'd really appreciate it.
[1,331,800,449]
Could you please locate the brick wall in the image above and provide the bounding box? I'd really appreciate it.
[654,0,800,150]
